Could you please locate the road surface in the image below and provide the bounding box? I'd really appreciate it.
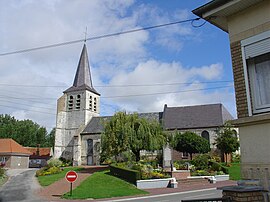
[0,169,46,202]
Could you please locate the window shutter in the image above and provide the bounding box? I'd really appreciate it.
[244,37,270,59]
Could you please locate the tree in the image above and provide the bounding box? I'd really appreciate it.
[215,122,239,164]
[172,131,210,160]
[101,112,166,162]
[0,114,53,147]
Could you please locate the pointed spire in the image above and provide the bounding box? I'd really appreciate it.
[73,44,92,88]
[64,44,99,95]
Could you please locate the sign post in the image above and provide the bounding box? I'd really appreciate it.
[65,170,78,196]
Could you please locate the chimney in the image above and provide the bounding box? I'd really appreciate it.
[37,144,40,156]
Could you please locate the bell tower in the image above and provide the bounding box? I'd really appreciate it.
[54,44,100,165]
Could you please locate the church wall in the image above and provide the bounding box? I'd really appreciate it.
[81,134,101,165]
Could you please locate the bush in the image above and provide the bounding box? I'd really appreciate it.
[191,154,210,170]
[110,164,141,185]
[173,160,190,170]
[36,166,61,176]
[191,170,211,176]
[0,167,4,177]
[232,153,241,163]
[209,160,229,174]
[47,159,62,167]
[59,157,72,167]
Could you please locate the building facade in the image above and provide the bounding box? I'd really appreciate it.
[193,0,270,179]
[0,138,31,169]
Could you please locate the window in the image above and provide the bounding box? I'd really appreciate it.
[89,96,92,110]
[241,30,270,114]
[248,53,270,113]
[76,94,81,110]
[201,130,210,142]
[93,97,97,112]
[68,95,73,110]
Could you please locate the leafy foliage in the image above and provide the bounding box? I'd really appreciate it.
[215,122,239,163]
[171,131,211,160]
[101,112,166,162]
[191,154,210,170]
[0,114,55,147]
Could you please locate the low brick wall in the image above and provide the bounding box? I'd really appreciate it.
[220,186,267,202]
[171,170,190,180]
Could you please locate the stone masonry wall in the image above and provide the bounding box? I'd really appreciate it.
[230,41,249,118]
[223,190,265,202]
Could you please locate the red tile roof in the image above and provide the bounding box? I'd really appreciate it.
[0,138,31,155]
[25,147,52,157]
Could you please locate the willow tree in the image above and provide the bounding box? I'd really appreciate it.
[101,112,166,162]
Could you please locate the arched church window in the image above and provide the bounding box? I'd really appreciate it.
[201,130,210,142]
[87,139,93,155]
[76,94,81,110]
[68,95,73,110]
[94,97,97,112]
[89,96,92,110]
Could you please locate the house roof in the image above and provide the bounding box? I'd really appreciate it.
[0,138,31,155]
[25,147,52,157]
[82,104,233,134]
[192,0,264,32]
[162,103,233,130]
[64,44,100,95]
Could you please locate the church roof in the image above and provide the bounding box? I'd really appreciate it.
[162,103,233,130]
[64,44,100,95]
[82,103,233,134]
[82,112,163,134]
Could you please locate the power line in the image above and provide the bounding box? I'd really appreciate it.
[0,99,55,111]
[102,85,234,98]
[0,80,233,88]
[0,104,56,116]
[0,17,202,56]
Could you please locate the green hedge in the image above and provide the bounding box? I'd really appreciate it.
[110,164,141,185]
[209,160,229,174]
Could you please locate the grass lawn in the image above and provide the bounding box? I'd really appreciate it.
[62,170,148,200]
[37,167,83,186]
[226,163,241,180]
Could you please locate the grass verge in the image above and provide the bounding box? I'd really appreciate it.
[37,167,83,186]
[227,163,241,180]
[62,170,148,199]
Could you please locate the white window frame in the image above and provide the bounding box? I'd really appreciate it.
[241,30,270,115]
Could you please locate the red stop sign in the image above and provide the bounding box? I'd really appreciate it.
[65,171,78,183]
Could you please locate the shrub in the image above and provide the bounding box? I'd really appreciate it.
[192,170,211,176]
[36,166,61,176]
[0,167,4,177]
[209,160,229,174]
[191,154,210,170]
[59,157,72,167]
[232,153,241,163]
[47,158,62,167]
[173,160,190,170]
[110,164,141,185]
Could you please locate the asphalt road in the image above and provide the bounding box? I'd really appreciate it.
[0,169,46,202]
[107,188,222,202]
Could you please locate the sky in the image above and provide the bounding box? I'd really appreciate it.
[0,0,236,132]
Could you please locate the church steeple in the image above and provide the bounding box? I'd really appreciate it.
[64,44,99,95]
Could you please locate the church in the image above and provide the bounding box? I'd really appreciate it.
[54,44,234,166]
